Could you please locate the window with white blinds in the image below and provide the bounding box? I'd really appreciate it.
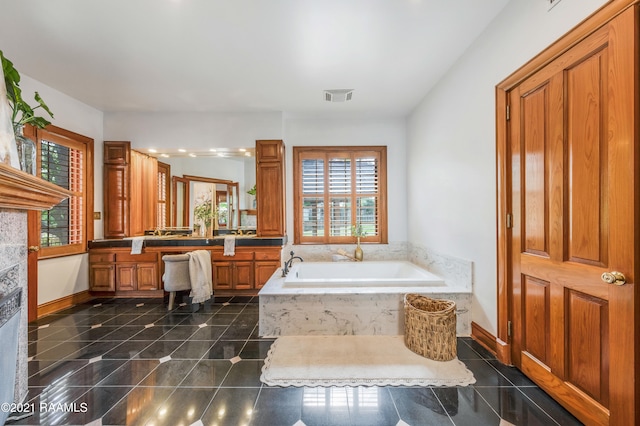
[294,146,387,244]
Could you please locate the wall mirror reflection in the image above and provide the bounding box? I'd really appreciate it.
[160,153,257,235]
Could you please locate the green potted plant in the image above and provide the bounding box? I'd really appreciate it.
[1,50,54,174]
[247,184,257,208]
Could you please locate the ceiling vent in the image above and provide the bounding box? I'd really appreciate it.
[324,89,354,102]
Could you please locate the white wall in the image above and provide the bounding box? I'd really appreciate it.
[104,111,283,150]
[406,0,608,335]
[20,75,104,305]
[284,116,408,243]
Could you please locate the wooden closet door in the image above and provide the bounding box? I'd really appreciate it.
[508,8,636,425]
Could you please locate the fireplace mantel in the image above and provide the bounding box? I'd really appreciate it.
[0,163,72,210]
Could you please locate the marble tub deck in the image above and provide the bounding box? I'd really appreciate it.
[258,270,472,337]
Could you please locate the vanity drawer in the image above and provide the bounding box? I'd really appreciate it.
[90,252,115,263]
[254,250,281,261]
[212,251,254,262]
[116,252,158,263]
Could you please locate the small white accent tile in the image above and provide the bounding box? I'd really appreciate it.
[230,356,242,364]
[89,356,102,364]
[145,323,154,328]
[136,303,144,307]
[37,324,49,329]
[198,323,207,328]
[91,324,102,329]
[93,303,102,307]
[159,355,171,363]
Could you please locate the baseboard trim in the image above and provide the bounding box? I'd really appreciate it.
[37,290,93,318]
[471,321,498,357]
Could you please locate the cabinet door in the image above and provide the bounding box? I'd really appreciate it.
[116,263,136,291]
[213,262,233,290]
[256,140,285,237]
[103,164,129,239]
[137,262,158,291]
[234,261,254,290]
[90,264,115,291]
[255,261,280,289]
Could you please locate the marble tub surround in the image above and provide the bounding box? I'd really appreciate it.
[0,209,28,406]
[259,265,472,337]
[408,243,473,292]
[282,241,408,263]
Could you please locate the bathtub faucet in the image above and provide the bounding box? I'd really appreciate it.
[282,251,304,276]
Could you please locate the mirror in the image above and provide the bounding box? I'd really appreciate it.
[171,175,239,235]
[162,155,256,233]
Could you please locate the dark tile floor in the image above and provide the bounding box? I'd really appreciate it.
[7,296,583,426]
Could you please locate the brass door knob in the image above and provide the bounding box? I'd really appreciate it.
[28,246,40,253]
[601,271,626,286]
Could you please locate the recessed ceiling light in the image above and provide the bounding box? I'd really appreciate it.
[160,154,169,158]
[244,152,251,157]
[209,148,217,152]
[178,149,187,153]
[189,153,197,157]
[239,148,246,152]
[148,148,157,153]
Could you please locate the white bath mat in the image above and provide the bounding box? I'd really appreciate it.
[260,335,475,387]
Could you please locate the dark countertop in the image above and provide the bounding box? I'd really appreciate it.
[89,235,287,249]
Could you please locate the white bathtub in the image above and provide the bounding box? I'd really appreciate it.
[283,261,444,288]
[259,260,471,336]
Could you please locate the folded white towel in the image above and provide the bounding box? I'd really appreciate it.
[130,236,144,254]
[224,235,235,256]
[188,250,213,304]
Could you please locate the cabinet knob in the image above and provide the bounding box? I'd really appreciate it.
[28,246,39,253]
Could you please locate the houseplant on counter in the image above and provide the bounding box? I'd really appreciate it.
[1,50,54,174]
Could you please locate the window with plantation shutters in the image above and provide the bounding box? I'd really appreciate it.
[157,162,171,228]
[36,126,94,258]
[294,146,387,244]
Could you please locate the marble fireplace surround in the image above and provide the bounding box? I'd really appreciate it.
[260,241,473,337]
[0,209,29,406]
[0,163,72,408]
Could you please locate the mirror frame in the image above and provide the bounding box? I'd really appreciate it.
[171,175,240,232]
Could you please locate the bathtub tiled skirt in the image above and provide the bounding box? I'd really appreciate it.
[15,297,583,426]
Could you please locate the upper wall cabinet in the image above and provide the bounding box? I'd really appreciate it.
[256,140,286,237]
[103,141,158,238]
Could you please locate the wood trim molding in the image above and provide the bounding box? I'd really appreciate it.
[495,0,638,368]
[471,321,498,357]
[0,162,72,210]
[37,290,93,318]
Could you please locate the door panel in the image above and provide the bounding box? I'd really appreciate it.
[508,8,636,425]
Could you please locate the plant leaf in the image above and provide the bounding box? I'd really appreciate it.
[34,92,54,118]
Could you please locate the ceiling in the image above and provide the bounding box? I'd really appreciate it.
[0,0,509,118]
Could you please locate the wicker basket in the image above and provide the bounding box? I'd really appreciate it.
[404,294,457,361]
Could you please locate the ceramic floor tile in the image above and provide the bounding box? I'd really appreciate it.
[100,386,175,426]
[205,340,246,359]
[200,387,260,426]
[138,359,198,387]
[142,387,217,426]
[24,298,578,426]
[96,359,160,386]
[220,360,264,387]
[180,359,232,387]
[250,387,303,426]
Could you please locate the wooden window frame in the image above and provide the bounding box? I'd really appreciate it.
[157,161,171,228]
[293,146,388,245]
[30,125,94,258]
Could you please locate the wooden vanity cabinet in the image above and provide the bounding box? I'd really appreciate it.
[211,247,281,292]
[254,248,281,289]
[89,252,116,292]
[103,141,158,239]
[256,140,286,237]
[212,251,254,290]
[115,252,160,292]
[89,249,160,295]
